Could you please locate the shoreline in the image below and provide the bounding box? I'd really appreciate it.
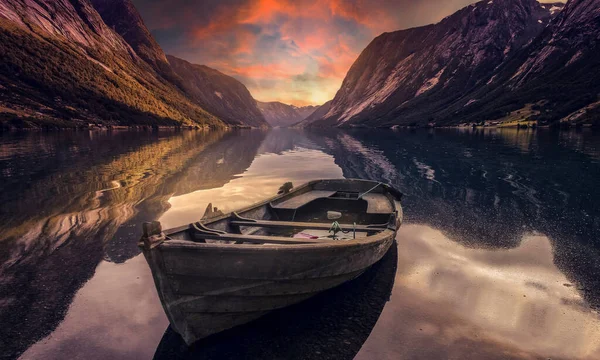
[1,122,596,132]
[0,124,270,132]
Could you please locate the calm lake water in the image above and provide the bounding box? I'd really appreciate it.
[1,128,600,360]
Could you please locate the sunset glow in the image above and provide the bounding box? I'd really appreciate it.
[133,0,564,106]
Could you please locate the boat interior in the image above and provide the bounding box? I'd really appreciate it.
[145,180,402,246]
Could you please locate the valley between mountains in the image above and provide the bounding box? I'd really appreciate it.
[0,0,598,129]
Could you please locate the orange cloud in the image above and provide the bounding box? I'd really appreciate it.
[213,61,306,80]
[136,0,481,105]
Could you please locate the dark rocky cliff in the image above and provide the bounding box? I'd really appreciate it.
[0,0,223,128]
[168,55,269,128]
[309,0,594,128]
[90,0,180,84]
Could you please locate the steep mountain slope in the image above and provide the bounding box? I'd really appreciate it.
[167,56,269,128]
[90,0,180,84]
[0,0,222,128]
[257,101,313,127]
[293,105,320,120]
[294,100,332,127]
[0,0,129,52]
[311,0,564,127]
[457,0,600,126]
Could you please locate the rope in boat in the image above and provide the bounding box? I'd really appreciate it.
[329,182,383,239]
[329,221,357,240]
[358,182,383,199]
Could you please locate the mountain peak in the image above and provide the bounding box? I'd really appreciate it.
[316,0,556,126]
[0,0,224,128]
[89,0,175,78]
[256,101,319,127]
[167,55,268,128]
[305,0,600,128]
[0,0,132,53]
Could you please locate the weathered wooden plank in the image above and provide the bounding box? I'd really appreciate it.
[167,270,364,296]
[271,190,337,209]
[161,234,393,280]
[183,311,269,343]
[190,231,333,244]
[230,219,385,231]
[362,193,395,214]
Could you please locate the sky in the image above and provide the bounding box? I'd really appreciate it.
[132,0,564,106]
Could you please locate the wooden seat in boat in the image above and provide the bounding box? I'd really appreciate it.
[230,219,388,231]
[362,193,394,214]
[271,190,337,209]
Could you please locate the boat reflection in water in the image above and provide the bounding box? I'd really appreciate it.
[153,241,398,360]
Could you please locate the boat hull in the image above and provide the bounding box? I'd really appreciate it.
[143,230,396,345]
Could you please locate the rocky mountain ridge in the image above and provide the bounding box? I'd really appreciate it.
[305,0,600,128]
[0,0,267,128]
[257,101,320,127]
[90,0,179,84]
[168,55,269,128]
[294,101,332,128]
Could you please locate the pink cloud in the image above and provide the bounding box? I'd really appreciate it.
[134,0,483,105]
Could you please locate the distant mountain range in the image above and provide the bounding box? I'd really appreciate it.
[2,0,597,129]
[256,101,320,127]
[293,101,332,128]
[0,0,268,128]
[305,0,600,128]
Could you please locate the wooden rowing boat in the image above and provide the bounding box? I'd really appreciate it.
[139,179,403,345]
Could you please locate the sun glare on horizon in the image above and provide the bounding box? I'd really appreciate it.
[131,0,501,106]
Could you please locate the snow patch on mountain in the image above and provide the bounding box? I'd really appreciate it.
[416,67,446,97]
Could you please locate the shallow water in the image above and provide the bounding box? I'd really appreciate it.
[1,128,599,360]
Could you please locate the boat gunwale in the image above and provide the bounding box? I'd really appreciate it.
[160,228,396,252]
[155,179,402,250]
[161,180,316,236]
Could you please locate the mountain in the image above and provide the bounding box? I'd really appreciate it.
[310,0,575,128]
[257,101,319,127]
[294,100,332,127]
[293,105,320,120]
[461,0,600,126]
[91,1,266,128]
[89,0,180,84]
[167,55,269,128]
[0,0,223,128]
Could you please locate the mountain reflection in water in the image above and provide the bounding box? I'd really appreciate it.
[1,128,599,360]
